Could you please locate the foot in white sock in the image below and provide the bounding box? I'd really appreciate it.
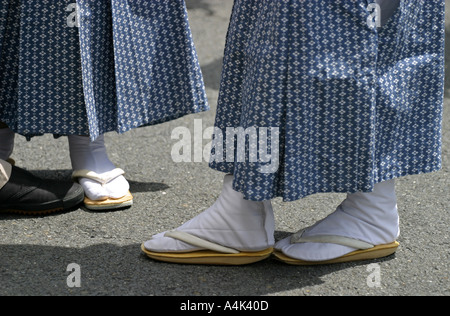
[275,180,400,262]
[0,128,15,161]
[68,135,130,201]
[144,174,275,254]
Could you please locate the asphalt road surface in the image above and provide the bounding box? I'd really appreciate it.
[0,0,448,296]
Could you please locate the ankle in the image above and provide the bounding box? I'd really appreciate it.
[68,135,115,173]
[339,180,400,243]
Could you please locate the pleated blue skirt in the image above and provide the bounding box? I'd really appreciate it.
[0,0,209,140]
[210,0,445,202]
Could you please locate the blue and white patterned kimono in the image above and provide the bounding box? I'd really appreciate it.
[0,0,208,140]
[210,0,445,202]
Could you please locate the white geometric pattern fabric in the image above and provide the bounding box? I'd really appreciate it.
[0,0,209,140]
[209,0,445,202]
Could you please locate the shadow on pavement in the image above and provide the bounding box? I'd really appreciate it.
[13,169,169,195]
[0,234,397,296]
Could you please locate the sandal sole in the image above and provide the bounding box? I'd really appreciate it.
[141,244,274,266]
[273,242,400,265]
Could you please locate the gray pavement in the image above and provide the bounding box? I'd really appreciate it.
[0,0,449,296]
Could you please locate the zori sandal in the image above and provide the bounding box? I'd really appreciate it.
[72,169,133,211]
[141,231,274,266]
[274,230,399,266]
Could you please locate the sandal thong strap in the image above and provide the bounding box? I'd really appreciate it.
[164,231,240,254]
[72,168,125,185]
[291,229,375,250]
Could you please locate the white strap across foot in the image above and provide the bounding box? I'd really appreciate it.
[291,229,375,250]
[164,231,240,254]
[72,168,126,185]
[72,168,130,202]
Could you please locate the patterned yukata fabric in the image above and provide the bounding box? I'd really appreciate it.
[209,0,445,202]
[0,0,208,140]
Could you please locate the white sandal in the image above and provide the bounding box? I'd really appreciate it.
[142,230,273,266]
[72,168,133,211]
[274,229,399,265]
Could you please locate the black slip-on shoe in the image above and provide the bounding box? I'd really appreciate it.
[0,165,85,215]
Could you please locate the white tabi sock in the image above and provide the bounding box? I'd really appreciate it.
[68,135,129,201]
[275,180,400,261]
[144,174,275,253]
